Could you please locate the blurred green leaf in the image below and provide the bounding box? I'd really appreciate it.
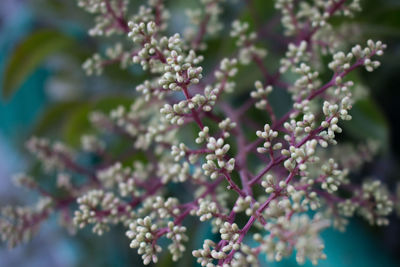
[2,29,78,100]
[33,101,83,135]
[92,96,134,112]
[61,96,135,147]
[342,98,389,148]
[62,102,92,146]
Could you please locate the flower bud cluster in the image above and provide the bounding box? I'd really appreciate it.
[166,221,188,261]
[81,134,105,153]
[230,20,267,65]
[191,198,219,221]
[329,40,386,73]
[126,216,161,265]
[157,161,190,183]
[158,49,203,90]
[202,137,235,179]
[290,63,321,100]
[251,80,273,110]
[0,197,53,248]
[358,180,393,226]
[26,137,74,172]
[320,158,348,193]
[275,0,361,37]
[2,1,399,266]
[192,239,218,266]
[78,0,129,36]
[184,0,224,48]
[97,162,137,197]
[82,53,104,76]
[212,57,238,95]
[280,41,309,73]
[12,173,37,190]
[256,124,280,154]
[136,79,166,101]
[73,190,125,235]
[255,213,329,265]
[218,118,237,138]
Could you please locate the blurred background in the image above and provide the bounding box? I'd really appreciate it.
[1,0,400,266]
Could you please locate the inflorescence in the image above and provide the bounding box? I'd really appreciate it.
[1,0,399,266]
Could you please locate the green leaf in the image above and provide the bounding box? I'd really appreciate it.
[61,96,135,147]
[342,98,389,148]
[2,29,78,100]
[92,96,134,112]
[62,103,92,147]
[33,101,84,135]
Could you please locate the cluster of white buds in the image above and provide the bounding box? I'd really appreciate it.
[201,86,220,112]
[233,195,252,213]
[196,126,210,144]
[184,0,224,48]
[157,161,190,183]
[97,162,138,197]
[280,41,309,73]
[286,185,320,212]
[26,137,74,172]
[256,213,329,265]
[320,159,348,193]
[192,198,218,221]
[290,63,321,100]
[329,40,386,72]
[219,222,240,242]
[0,197,53,248]
[230,20,254,47]
[202,137,235,179]
[82,53,104,76]
[327,140,379,171]
[109,102,149,137]
[166,221,188,261]
[281,139,319,172]
[159,49,203,91]
[192,239,218,266]
[105,43,132,68]
[171,143,187,161]
[357,180,393,226]
[126,216,161,265]
[328,51,354,72]
[160,102,189,125]
[256,124,280,154]
[276,0,361,37]
[218,118,237,138]
[81,134,105,153]
[229,244,259,267]
[214,57,238,94]
[318,98,352,144]
[128,21,165,71]
[152,196,180,219]
[130,5,155,25]
[261,174,276,194]
[274,0,296,36]
[73,190,124,235]
[136,79,165,101]
[12,173,37,190]
[251,81,273,110]
[338,199,359,218]
[230,20,267,65]
[146,0,170,30]
[78,0,129,36]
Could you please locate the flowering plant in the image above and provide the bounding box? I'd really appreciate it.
[1,0,399,266]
